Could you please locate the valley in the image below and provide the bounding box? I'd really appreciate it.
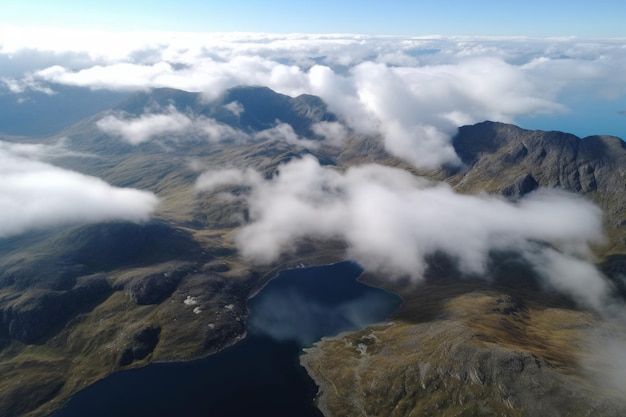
[0,86,625,416]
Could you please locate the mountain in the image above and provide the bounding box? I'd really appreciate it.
[0,86,344,417]
[1,86,626,417]
[450,122,626,253]
[302,121,626,417]
[111,85,336,137]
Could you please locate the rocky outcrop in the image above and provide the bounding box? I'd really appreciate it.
[1,274,112,344]
[126,267,191,305]
[119,325,161,366]
[452,121,626,196]
[302,289,626,417]
[500,173,539,198]
[450,121,626,253]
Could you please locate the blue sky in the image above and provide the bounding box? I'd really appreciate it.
[2,0,626,36]
[1,2,626,141]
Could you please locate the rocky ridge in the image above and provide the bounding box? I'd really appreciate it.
[1,87,626,417]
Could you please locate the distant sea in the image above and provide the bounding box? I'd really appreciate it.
[517,95,626,140]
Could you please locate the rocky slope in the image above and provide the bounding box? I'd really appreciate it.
[301,121,626,417]
[449,121,626,254]
[302,282,626,417]
[0,86,343,417]
[1,87,626,417]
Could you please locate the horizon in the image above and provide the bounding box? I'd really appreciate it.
[2,1,625,37]
[1,1,625,139]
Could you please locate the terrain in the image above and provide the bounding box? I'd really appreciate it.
[0,85,625,416]
[302,122,626,416]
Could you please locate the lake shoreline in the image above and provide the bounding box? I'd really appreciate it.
[49,260,403,417]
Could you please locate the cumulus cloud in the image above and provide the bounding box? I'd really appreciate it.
[97,108,193,145]
[196,155,611,308]
[223,101,244,117]
[98,106,345,149]
[311,121,349,147]
[97,107,249,145]
[0,141,159,237]
[6,32,626,168]
[0,138,91,160]
[254,123,321,149]
[524,247,611,310]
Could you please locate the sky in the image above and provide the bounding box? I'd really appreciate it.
[1,1,626,388]
[2,0,626,37]
[0,2,625,199]
[2,1,626,141]
[0,1,624,286]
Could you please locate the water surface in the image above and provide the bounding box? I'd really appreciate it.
[51,261,401,417]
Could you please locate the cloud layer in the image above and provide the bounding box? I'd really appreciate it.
[3,31,626,168]
[0,141,159,237]
[196,156,610,308]
[97,104,347,148]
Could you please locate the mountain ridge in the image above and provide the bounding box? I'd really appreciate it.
[1,86,626,417]
[448,120,626,254]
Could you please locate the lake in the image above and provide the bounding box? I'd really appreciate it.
[50,261,402,417]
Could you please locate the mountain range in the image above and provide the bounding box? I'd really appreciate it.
[1,86,626,417]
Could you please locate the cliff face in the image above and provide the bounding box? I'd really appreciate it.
[449,121,626,254]
[301,121,626,417]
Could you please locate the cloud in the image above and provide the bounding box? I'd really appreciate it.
[196,155,610,308]
[195,117,250,143]
[524,246,611,310]
[254,123,321,149]
[0,138,91,160]
[4,32,626,168]
[0,141,159,238]
[98,106,345,149]
[97,107,249,145]
[583,335,626,397]
[223,101,244,117]
[311,121,349,147]
[97,108,193,145]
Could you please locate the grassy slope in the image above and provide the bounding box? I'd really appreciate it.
[303,122,626,417]
[0,87,351,417]
[2,94,626,417]
[302,281,626,417]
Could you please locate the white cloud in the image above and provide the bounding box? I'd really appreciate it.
[254,123,320,149]
[195,117,250,143]
[311,121,348,146]
[4,32,626,168]
[97,107,250,145]
[0,141,159,237]
[248,286,396,346]
[223,101,244,117]
[195,155,609,308]
[525,247,611,310]
[98,107,345,148]
[97,108,193,145]
[0,138,91,160]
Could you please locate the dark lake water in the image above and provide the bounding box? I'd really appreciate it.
[50,261,402,417]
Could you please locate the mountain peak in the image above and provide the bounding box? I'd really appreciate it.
[114,88,200,115]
